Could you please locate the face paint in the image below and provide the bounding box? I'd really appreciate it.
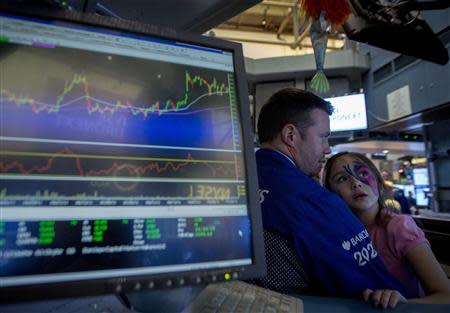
[343,160,379,196]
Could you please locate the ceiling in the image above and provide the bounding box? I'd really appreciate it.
[333,140,426,156]
[5,0,344,58]
[55,0,448,62]
[81,0,263,34]
[3,0,262,34]
[71,0,448,62]
[8,1,447,60]
[75,0,339,48]
[211,0,345,52]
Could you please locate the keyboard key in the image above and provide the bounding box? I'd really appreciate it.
[183,281,303,313]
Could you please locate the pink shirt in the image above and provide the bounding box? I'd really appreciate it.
[369,214,429,298]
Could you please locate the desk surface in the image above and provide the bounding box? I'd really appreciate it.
[414,212,450,222]
[0,294,133,313]
[1,291,450,313]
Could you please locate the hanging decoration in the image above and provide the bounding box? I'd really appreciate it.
[301,0,352,27]
[300,0,352,94]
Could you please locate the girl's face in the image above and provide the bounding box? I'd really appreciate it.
[328,155,380,214]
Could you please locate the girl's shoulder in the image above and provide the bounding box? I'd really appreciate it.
[383,214,428,255]
[385,214,417,230]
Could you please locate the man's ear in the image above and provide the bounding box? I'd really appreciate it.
[280,124,297,147]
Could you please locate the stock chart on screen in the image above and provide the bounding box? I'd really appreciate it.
[0,14,252,284]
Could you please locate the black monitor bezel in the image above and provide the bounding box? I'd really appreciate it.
[0,6,265,303]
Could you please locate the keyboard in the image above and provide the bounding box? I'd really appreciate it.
[182,281,303,313]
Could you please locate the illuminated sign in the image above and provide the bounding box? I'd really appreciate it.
[327,93,368,132]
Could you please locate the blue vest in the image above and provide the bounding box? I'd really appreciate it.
[256,148,405,297]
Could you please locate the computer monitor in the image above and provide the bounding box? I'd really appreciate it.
[0,8,265,302]
[393,184,415,197]
[326,93,368,132]
[413,168,430,186]
[415,187,431,207]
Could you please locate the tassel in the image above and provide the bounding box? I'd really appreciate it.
[310,71,330,94]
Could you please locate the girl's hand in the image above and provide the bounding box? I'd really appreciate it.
[363,288,408,309]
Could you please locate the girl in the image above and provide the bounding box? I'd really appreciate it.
[322,152,450,308]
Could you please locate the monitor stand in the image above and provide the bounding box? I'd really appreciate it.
[118,286,205,313]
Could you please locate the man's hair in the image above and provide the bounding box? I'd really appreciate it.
[257,88,334,143]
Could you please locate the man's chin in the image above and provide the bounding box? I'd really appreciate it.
[309,170,321,180]
[314,165,324,180]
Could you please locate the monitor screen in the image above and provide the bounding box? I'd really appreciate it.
[0,10,264,301]
[413,168,429,186]
[326,93,368,132]
[393,184,415,197]
[415,187,430,207]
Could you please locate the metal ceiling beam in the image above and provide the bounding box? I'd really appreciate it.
[261,0,301,8]
[292,2,299,47]
[277,9,293,38]
[293,23,311,48]
[213,33,341,49]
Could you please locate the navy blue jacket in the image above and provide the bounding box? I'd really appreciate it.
[256,148,405,297]
[394,189,412,215]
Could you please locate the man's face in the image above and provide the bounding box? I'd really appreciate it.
[291,109,331,177]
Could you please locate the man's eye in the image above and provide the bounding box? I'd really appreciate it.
[336,176,347,183]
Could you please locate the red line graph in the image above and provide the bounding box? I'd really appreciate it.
[0,148,236,178]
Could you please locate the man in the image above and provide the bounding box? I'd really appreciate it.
[394,188,411,215]
[255,88,405,299]
[407,191,417,209]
